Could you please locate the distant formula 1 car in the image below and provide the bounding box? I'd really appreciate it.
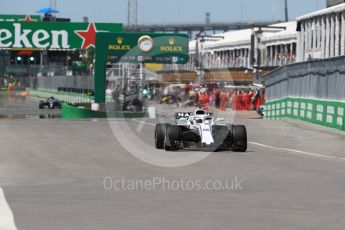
[155,109,247,152]
[39,97,62,109]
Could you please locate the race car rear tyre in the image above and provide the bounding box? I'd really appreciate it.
[231,125,247,152]
[155,123,167,149]
[164,125,181,151]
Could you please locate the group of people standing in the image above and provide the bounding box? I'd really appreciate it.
[229,91,264,111]
[198,89,264,111]
[153,84,265,112]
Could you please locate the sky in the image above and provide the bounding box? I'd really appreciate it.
[1,0,326,24]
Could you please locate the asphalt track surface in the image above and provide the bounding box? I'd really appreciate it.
[1,94,345,230]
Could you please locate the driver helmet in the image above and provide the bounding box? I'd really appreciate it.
[196,118,203,124]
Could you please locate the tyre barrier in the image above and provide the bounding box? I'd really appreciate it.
[265,97,345,131]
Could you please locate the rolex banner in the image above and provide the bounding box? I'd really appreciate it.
[0,21,122,49]
[96,32,189,64]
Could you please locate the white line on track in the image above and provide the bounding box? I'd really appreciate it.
[249,142,345,161]
[132,119,156,126]
[0,187,17,230]
[132,119,345,162]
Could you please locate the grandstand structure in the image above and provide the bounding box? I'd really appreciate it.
[186,21,297,70]
[164,3,345,84]
[296,3,345,61]
[185,3,345,70]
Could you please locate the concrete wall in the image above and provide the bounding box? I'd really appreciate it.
[265,56,345,101]
[264,56,345,131]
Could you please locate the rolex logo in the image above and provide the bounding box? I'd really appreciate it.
[160,37,183,52]
[168,38,175,45]
[117,37,123,44]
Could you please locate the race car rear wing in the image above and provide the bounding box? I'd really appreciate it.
[175,112,194,120]
[175,112,214,120]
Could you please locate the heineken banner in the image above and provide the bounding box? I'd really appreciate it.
[0,22,122,49]
[0,15,41,22]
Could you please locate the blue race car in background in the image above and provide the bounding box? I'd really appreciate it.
[39,97,62,109]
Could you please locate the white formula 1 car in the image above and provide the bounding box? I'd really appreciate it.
[155,109,247,152]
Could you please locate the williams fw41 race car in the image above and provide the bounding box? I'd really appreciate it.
[39,97,62,109]
[155,109,247,152]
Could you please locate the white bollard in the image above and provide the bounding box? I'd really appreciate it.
[91,103,100,111]
[148,106,156,119]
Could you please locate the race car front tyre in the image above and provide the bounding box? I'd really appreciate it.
[39,102,45,109]
[231,125,247,152]
[212,125,231,151]
[166,125,181,142]
[165,125,181,151]
[155,123,167,149]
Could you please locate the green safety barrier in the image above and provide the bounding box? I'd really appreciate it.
[61,103,148,119]
[61,103,107,119]
[265,97,345,131]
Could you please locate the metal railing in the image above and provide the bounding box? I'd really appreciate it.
[34,75,94,91]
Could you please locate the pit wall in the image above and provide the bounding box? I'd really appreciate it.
[265,97,345,131]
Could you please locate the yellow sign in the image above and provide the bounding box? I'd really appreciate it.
[145,63,163,71]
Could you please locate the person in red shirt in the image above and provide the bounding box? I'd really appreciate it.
[198,92,204,108]
[7,83,14,92]
[255,91,265,109]
[249,91,255,110]
[219,90,228,111]
[203,92,209,111]
[236,91,244,110]
[242,91,247,110]
[231,91,237,110]
[244,91,251,110]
